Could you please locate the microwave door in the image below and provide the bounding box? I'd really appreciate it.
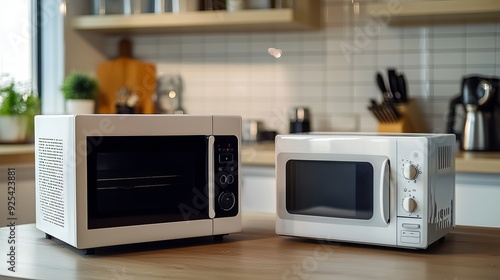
[286,160,374,220]
[86,135,210,229]
[284,155,390,227]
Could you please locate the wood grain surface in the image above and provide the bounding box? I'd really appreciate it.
[96,39,156,114]
[1,213,500,279]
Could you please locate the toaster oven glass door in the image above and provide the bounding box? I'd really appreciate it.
[286,160,374,220]
[86,135,209,229]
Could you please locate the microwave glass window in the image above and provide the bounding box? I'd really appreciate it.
[87,136,209,229]
[286,160,373,220]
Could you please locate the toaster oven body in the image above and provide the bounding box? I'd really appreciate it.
[35,115,241,250]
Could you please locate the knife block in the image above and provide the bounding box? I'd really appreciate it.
[377,98,427,133]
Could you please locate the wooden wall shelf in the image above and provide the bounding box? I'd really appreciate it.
[366,0,500,25]
[72,1,320,34]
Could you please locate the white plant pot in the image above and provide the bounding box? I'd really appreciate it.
[65,99,95,114]
[0,115,29,143]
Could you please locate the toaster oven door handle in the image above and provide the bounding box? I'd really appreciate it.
[380,158,390,224]
[208,136,215,219]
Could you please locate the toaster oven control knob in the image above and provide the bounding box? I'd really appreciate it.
[402,197,417,213]
[403,164,419,180]
[218,192,236,211]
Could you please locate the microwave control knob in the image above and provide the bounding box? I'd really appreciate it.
[218,192,236,211]
[403,164,418,180]
[402,197,417,213]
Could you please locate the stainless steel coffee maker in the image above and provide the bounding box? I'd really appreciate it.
[447,75,500,151]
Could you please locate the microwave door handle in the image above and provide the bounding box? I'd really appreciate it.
[208,136,215,219]
[380,158,390,224]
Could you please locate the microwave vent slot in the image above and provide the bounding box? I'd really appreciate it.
[37,138,65,228]
[437,145,452,170]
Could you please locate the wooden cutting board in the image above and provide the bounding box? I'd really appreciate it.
[96,39,156,114]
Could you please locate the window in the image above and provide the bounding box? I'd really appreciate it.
[0,0,37,91]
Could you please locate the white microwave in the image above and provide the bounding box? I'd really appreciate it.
[275,133,456,249]
[35,115,241,252]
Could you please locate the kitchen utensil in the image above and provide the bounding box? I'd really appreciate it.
[368,99,400,123]
[388,69,402,103]
[397,74,408,103]
[376,72,393,102]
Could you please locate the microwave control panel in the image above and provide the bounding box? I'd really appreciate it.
[214,135,239,218]
[397,139,426,219]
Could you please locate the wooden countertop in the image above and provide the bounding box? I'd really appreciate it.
[0,144,35,165]
[1,213,500,279]
[242,143,500,174]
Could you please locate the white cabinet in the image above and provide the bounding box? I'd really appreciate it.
[455,173,500,228]
[0,164,35,226]
[241,165,275,214]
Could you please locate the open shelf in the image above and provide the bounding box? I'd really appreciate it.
[365,0,500,25]
[72,1,320,34]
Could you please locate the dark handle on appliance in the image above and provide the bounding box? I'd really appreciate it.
[447,94,462,138]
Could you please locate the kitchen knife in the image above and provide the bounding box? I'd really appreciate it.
[387,69,401,103]
[376,72,393,102]
[397,74,408,103]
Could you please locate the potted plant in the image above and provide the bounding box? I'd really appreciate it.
[0,78,40,143]
[61,72,98,114]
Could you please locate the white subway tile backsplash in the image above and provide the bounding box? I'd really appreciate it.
[326,97,354,114]
[116,4,500,133]
[465,24,497,35]
[203,42,226,54]
[407,83,431,98]
[403,52,431,67]
[377,53,402,68]
[464,66,497,76]
[354,84,379,99]
[432,67,467,81]
[326,37,351,53]
[403,37,430,51]
[376,25,402,37]
[353,53,377,67]
[432,51,465,66]
[327,53,354,68]
[404,26,431,37]
[324,113,359,132]
[326,85,353,97]
[353,69,377,84]
[326,69,351,83]
[432,36,465,50]
[465,36,496,50]
[432,25,465,35]
[403,68,430,83]
[466,51,497,66]
[378,37,402,51]
[432,83,461,98]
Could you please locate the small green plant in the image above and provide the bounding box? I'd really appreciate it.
[61,72,98,100]
[0,79,39,116]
